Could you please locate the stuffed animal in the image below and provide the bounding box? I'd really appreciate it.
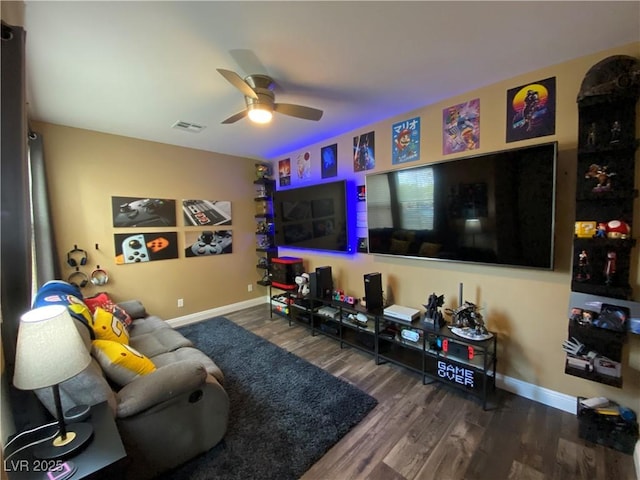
[295,273,310,296]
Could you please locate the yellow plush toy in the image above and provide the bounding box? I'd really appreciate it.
[92,340,155,385]
[92,307,130,344]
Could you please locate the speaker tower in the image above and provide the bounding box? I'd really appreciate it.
[364,272,383,313]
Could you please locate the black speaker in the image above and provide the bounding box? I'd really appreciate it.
[315,266,333,299]
[308,272,318,298]
[364,272,383,313]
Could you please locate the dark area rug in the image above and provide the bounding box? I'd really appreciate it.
[156,317,378,480]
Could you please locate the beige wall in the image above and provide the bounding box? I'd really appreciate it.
[37,43,639,408]
[33,123,265,317]
[272,42,640,409]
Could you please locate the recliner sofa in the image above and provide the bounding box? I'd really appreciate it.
[30,281,229,478]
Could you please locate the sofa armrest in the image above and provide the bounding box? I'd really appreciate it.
[117,300,147,319]
[116,360,209,418]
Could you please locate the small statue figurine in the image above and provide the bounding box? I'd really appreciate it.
[445,301,488,336]
[604,251,617,286]
[585,163,616,192]
[255,163,272,179]
[575,249,591,281]
[587,123,597,146]
[610,120,621,143]
[594,223,607,238]
[423,293,445,329]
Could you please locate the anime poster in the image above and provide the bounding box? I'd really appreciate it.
[184,230,233,257]
[112,197,176,227]
[278,158,291,187]
[353,131,375,172]
[114,232,178,264]
[442,99,480,155]
[321,143,338,178]
[182,200,231,226]
[392,117,420,164]
[296,151,312,181]
[506,77,556,143]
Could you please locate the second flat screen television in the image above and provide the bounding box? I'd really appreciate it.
[274,180,349,252]
[365,142,557,269]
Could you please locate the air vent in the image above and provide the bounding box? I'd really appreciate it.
[172,121,206,133]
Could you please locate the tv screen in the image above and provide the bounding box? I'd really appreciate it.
[274,180,349,252]
[365,142,557,269]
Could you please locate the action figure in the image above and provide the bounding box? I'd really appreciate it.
[594,223,607,238]
[445,301,488,336]
[585,163,616,192]
[575,249,590,281]
[610,120,621,143]
[423,293,445,328]
[604,251,617,286]
[586,123,597,146]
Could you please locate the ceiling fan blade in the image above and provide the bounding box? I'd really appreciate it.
[221,110,248,124]
[274,103,323,121]
[216,68,258,100]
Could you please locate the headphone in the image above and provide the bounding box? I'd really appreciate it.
[67,247,88,267]
[68,270,89,289]
[90,267,109,286]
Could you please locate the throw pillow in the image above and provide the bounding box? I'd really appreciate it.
[84,292,133,331]
[92,307,130,344]
[92,339,155,386]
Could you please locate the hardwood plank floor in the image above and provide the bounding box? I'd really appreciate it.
[223,305,636,480]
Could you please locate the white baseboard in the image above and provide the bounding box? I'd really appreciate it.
[634,440,640,480]
[168,298,578,414]
[167,296,269,329]
[496,373,577,414]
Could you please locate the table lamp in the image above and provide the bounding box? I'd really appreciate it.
[13,304,94,459]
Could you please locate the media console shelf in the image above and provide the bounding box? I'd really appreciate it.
[271,294,498,409]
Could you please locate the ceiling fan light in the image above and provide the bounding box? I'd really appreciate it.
[248,107,273,124]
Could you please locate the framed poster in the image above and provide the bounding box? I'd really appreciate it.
[296,152,312,182]
[182,199,231,226]
[353,131,375,172]
[392,116,420,164]
[114,232,178,264]
[112,197,176,227]
[279,158,291,187]
[185,230,233,257]
[321,143,338,178]
[506,77,556,143]
[442,99,480,155]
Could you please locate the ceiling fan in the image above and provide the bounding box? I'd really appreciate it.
[216,68,323,124]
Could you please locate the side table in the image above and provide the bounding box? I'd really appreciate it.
[5,401,126,479]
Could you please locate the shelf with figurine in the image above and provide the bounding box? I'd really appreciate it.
[253,163,278,286]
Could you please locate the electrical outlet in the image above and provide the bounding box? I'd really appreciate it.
[177,298,184,308]
[247,284,253,292]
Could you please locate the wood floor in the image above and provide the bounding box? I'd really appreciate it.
[224,305,636,480]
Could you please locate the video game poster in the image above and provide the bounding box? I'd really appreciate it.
[182,200,231,227]
[392,116,420,164]
[184,230,233,257]
[442,99,480,155]
[114,232,178,265]
[111,197,176,228]
[321,143,338,178]
[278,158,291,187]
[506,77,556,143]
[353,131,375,172]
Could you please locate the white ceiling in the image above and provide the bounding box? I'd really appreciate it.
[22,1,640,161]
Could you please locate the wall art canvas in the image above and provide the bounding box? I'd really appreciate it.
[112,197,176,227]
[392,116,420,164]
[506,76,556,143]
[184,230,233,257]
[296,151,312,182]
[442,99,480,155]
[279,158,291,187]
[321,143,338,178]
[114,232,178,264]
[182,199,231,226]
[353,131,375,172]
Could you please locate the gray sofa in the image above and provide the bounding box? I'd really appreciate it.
[34,298,229,478]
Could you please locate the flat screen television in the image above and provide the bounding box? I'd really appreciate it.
[365,142,557,269]
[274,180,350,252]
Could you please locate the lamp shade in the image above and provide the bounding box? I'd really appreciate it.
[13,305,91,390]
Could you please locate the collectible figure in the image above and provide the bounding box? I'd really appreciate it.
[585,163,616,192]
[604,251,617,286]
[586,123,597,146]
[423,292,445,329]
[610,120,621,143]
[445,301,488,336]
[594,223,607,238]
[575,249,591,281]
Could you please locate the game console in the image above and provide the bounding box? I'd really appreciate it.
[384,304,420,323]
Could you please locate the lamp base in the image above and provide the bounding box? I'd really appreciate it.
[34,422,93,459]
